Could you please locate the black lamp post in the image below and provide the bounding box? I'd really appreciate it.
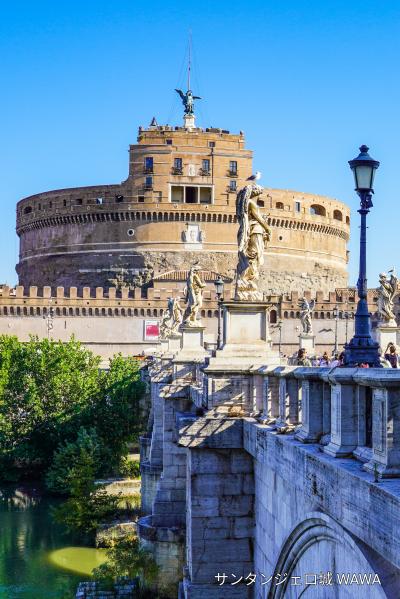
[344,145,380,367]
[214,275,224,350]
[333,306,339,355]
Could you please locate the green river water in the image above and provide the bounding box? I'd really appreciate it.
[0,485,107,599]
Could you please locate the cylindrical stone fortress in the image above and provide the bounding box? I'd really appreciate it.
[16,122,350,294]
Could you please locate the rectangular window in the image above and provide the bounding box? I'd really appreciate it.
[144,157,153,172]
[200,187,212,204]
[138,195,145,203]
[295,201,301,212]
[115,194,124,203]
[173,158,183,175]
[171,186,184,203]
[229,161,238,175]
[229,180,237,192]
[208,141,215,148]
[166,139,173,145]
[96,197,103,205]
[185,186,198,203]
[202,159,210,173]
[145,176,153,189]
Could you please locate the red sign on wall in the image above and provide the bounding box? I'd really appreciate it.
[144,320,159,341]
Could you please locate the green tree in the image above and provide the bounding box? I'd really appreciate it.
[45,427,100,495]
[49,427,120,534]
[0,336,101,476]
[0,337,147,483]
[90,355,146,474]
[93,535,158,589]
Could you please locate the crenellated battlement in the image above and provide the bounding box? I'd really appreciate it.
[0,284,384,321]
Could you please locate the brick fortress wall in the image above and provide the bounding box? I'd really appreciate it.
[0,282,391,359]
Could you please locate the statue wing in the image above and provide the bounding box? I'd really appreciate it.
[192,95,202,100]
[175,89,185,100]
[310,300,316,311]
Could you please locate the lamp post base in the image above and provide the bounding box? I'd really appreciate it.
[344,337,381,367]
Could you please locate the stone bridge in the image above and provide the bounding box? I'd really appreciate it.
[139,304,400,598]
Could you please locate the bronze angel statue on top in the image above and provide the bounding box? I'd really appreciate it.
[175,89,201,115]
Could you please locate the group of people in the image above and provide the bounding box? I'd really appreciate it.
[293,342,399,368]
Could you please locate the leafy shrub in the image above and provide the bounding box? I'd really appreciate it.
[93,535,158,589]
[119,457,141,479]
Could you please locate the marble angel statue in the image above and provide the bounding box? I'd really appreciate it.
[377,270,398,326]
[184,264,206,326]
[235,183,271,301]
[298,297,315,334]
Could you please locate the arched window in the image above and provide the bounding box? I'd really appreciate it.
[333,209,343,221]
[320,312,325,319]
[314,312,319,319]
[140,309,145,316]
[309,204,326,216]
[134,309,138,316]
[69,307,73,316]
[269,309,277,324]
[276,202,284,210]
[346,216,350,224]
[146,308,151,316]
[207,310,212,318]
[89,308,93,316]
[101,308,106,316]
[95,308,99,316]
[108,308,113,316]
[63,307,67,316]
[283,311,288,318]
[290,311,294,318]
[201,310,205,317]
[23,206,32,214]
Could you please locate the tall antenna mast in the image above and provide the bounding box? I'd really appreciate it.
[187,30,192,91]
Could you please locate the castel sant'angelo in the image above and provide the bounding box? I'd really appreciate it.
[16,100,349,294]
[1,87,382,358]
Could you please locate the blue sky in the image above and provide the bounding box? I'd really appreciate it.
[1,0,400,287]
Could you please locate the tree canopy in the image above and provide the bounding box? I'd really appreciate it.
[0,335,146,481]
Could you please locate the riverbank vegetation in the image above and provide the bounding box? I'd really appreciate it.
[0,335,157,596]
[0,335,146,485]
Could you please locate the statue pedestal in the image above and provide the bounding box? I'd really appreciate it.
[159,339,169,354]
[203,302,280,416]
[206,302,280,370]
[168,334,182,353]
[299,333,315,354]
[174,325,208,362]
[373,325,399,350]
[183,114,195,130]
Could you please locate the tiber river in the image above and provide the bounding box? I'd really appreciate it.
[0,485,107,599]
